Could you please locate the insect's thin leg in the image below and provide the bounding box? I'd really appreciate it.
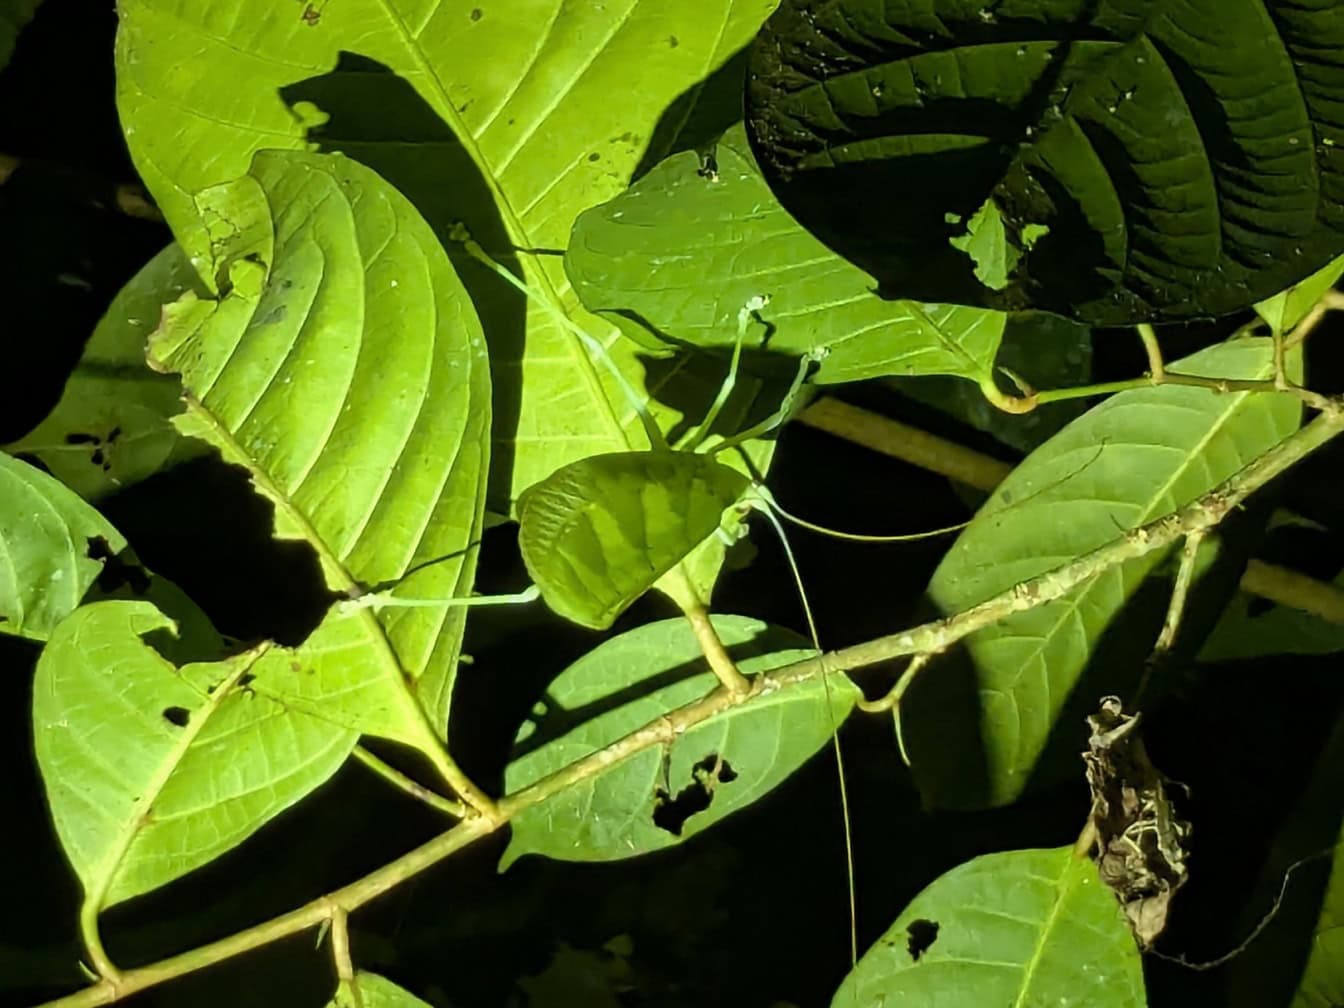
[709,354,813,456]
[339,585,541,612]
[448,223,669,452]
[684,297,764,452]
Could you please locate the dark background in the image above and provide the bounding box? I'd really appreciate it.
[1,3,1342,1006]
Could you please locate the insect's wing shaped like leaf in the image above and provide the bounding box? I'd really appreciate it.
[518,452,750,629]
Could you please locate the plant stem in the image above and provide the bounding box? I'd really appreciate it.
[1241,559,1344,624]
[1137,323,1166,381]
[797,397,1344,623]
[351,746,464,818]
[666,569,751,695]
[798,398,1012,491]
[35,401,1344,1008]
[329,908,354,984]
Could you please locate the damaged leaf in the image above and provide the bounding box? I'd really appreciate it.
[0,451,127,641]
[501,615,856,868]
[833,847,1143,1007]
[1083,696,1191,948]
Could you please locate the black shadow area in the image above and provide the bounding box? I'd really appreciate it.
[279,53,525,509]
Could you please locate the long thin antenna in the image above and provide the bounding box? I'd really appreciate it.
[753,496,859,967]
[755,485,970,543]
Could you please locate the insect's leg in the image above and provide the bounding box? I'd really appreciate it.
[709,352,814,456]
[338,585,541,613]
[447,223,669,452]
[684,296,766,452]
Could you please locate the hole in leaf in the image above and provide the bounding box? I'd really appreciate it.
[64,432,100,446]
[906,919,939,961]
[652,754,737,836]
[161,706,190,728]
[86,536,152,594]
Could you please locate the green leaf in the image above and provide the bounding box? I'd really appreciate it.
[0,0,41,68]
[328,972,432,1008]
[886,310,1093,454]
[147,150,489,740]
[115,0,777,510]
[832,847,1144,1008]
[34,600,355,907]
[6,244,208,500]
[567,123,1007,385]
[1198,573,1344,662]
[0,451,126,641]
[746,0,1344,324]
[1255,253,1344,334]
[501,615,855,868]
[906,338,1303,809]
[518,451,749,630]
[948,199,1015,293]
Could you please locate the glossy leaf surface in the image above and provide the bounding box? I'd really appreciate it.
[567,123,1006,386]
[148,150,489,738]
[115,0,776,510]
[502,615,855,867]
[746,0,1344,324]
[0,452,126,641]
[907,338,1303,808]
[7,244,207,500]
[832,847,1143,1007]
[328,973,433,1008]
[34,601,354,907]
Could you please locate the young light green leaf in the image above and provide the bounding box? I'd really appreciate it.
[6,244,208,499]
[906,338,1303,809]
[1255,253,1344,334]
[501,615,854,868]
[517,452,749,630]
[147,150,489,739]
[115,0,777,512]
[1198,574,1344,662]
[948,199,1015,293]
[832,847,1144,1008]
[0,452,125,641]
[747,0,1344,325]
[328,972,433,1008]
[34,600,355,908]
[566,123,1006,386]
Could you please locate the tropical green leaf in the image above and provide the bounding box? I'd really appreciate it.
[6,244,208,500]
[115,0,777,512]
[905,338,1303,809]
[1198,573,1344,662]
[147,150,489,740]
[745,0,1344,324]
[886,310,1093,454]
[501,615,854,868]
[0,0,41,68]
[832,847,1144,1008]
[518,452,749,630]
[1255,253,1344,334]
[567,123,1006,386]
[0,451,126,641]
[33,600,355,907]
[328,972,432,1008]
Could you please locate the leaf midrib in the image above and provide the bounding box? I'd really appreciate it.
[372,0,631,460]
[1010,854,1077,1008]
[993,362,1278,770]
[92,639,261,904]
